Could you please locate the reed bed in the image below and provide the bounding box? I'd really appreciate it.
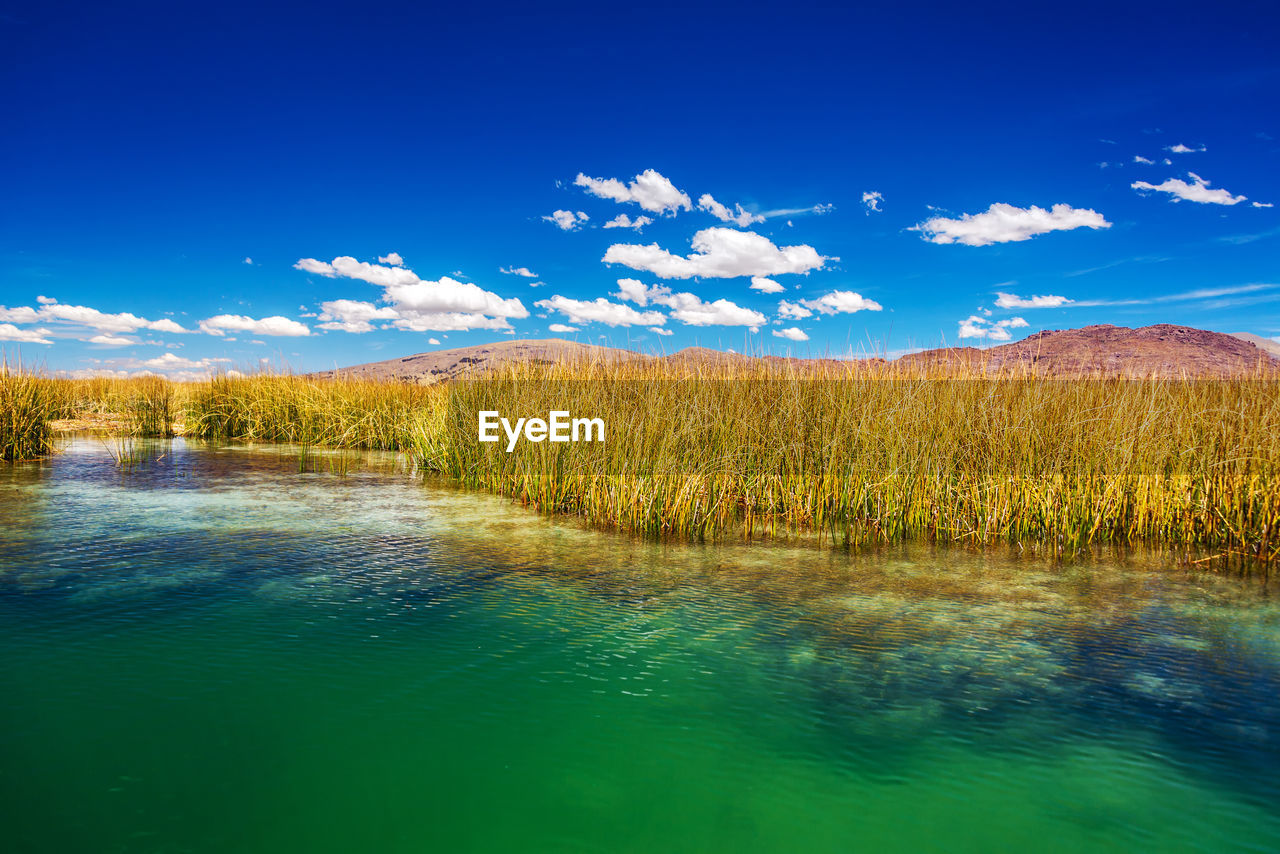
[422,360,1280,565]
[6,360,1279,566]
[0,363,57,461]
[183,374,440,449]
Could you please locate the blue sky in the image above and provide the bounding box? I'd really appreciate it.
[3,0,1278,377]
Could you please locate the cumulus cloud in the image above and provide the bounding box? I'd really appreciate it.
[1131,172,1246,205]
[612,278,672,307]
[1166,143,1206,154]
[603,227,826,280]
[802,290,883,315]
[500,266,538,277]
[535,295,666,327]
[428,338,441,345]
[650,327,673,336]
[378,252,404,266]
[663,293,765,328]
[316,299,400,333]
[543,210,590,231]
[862,191,883,213]
[778,300,812,320]
[243,257,254,265]
[0,323,52,344]
[602,213,654,231]
[1133,155,1155,165]
[912,203,1111,246]
[750,276,785,294]
[574,169,692,215]
[199,315,311,337]
[994,292,1072,309]
[1254,202,1275,208]
[779,291,883,319]
[698,193,764,227]
[957,315,1029,341]
[294,255,528,332]
[0,300,190,336]
[548,323,579,333]
[773,327,809,342]
[87,334,136,347]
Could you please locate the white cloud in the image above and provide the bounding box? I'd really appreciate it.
[749,277,785,294]
[574,169,692,215]
[199,315,312,337]
[293,256,421,287]
[802,290,883,315]
[143,353,211,369]
[294,255,528,332]
[994,292,1072,309]
[548,323,579,333]
[612,278,671,307]
[650,327,673,336]
[957,315,1029,341]
[778,300,812,319]
[87,334,135,347]
[862,191,883,213]
[0,306,40,324]
[543,209,590,231]
[1133,155,1155,165]
[534,295,666,327]
[0,323,52,344]
[500,266,538,277]
[1131,172,1246,205]
[148,319,186,334]
[772,327,809,342]
[1166,143,1206,154]
[698,193,764,227]
[0,300,190,335]
[663,293,766,328]
[1254,202,1275,208]
[912,203,1111,246]
[316,299,400,333]
[428,338,441,345]
[602,213,654,231]
[779,291,882,319]
[378,252,404,266]
[603,227,826,279]
[760,203,834,219]
[243,257,254,265]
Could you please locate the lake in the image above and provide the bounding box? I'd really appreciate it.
[2,438,1278,853]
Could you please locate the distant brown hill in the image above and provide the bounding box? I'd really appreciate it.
[899,324,1278,377]
[309,338,647,383]
[317,324,1278,382]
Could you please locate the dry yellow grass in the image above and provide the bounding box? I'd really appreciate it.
[5,360,1278,567]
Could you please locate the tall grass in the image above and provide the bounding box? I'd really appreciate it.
[184,374,440,449]
[419,360,1280,564]
[0,362,57,461]
[8,359,1280,566]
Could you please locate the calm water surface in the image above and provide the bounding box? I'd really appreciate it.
[2,438,1278,853]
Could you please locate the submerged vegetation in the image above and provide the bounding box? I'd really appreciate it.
[4,360,1279,566]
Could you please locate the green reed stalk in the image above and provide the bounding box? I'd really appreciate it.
[0,363,56,462]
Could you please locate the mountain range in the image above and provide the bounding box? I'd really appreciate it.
[308,325,1280,382]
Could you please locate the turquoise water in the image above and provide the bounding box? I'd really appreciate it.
[2,438,1279,853]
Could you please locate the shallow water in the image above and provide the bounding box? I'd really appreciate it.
[2,438,1279,853]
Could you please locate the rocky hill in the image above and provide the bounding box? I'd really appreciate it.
[317,325,1278,382]
[898,324,1277,377]
[308,338,647,383]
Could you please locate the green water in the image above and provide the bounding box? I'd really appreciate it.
[2,439,1279,853]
